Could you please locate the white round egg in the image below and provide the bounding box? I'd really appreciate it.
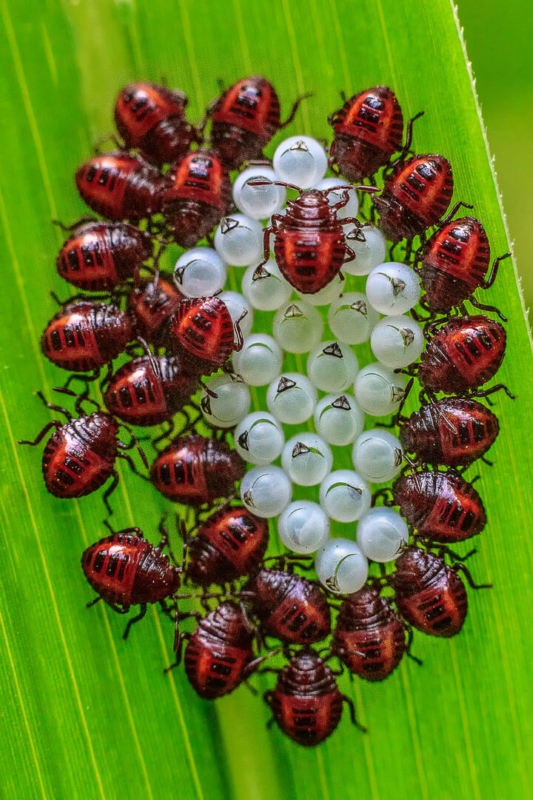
[273,135,328,188]
[328,292,380,345]
[232,334,283,386]
[240,465,292,518]
[200,373,251,428]
[173,247,227,298]
[313,394,365,446]
[281,432,333,486]
[370,315,424,368]
[366,262,421,315]
[233,166,286,219]
[214,214,263,267]
[266,372,318,425]
[352,429,404,483]
[306,340,359,393]
[278,501,330,554]
[356,507,409,562]
[319,470,371,523]
[234,412,285,465]
[241,259,292,312]
[315,539,369,595]
[354,363,408,417]
[272,300,324,354]
[343,224,387,276]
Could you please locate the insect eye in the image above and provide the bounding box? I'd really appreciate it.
[238,86,261,107]
[415,163,436,180]
[450,227,470,243]
[365,95,385,110]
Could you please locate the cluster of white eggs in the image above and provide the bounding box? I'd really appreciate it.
[172,135,425,595]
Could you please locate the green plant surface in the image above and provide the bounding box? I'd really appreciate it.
[457,0,533,316]
[1,1,532,798]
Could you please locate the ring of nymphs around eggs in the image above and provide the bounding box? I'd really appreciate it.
[25,78,512,748]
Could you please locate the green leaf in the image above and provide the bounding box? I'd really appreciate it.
[1,0,532,798]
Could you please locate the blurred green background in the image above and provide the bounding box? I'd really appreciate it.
[458,0,533,320]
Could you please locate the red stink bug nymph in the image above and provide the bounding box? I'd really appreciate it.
[82,520,181,639]
[372,154,454,243]
[417,214,511,319]
[162,149,232,248]
[150,434,245,506]
[390,545,491,638]
[332,582,415,681]
[399,397,500,468]
[75,151,168,221]
[41,300,133,376]
[264,650,366,747]
[128,277,184,348]
[246,568,331,645]
[328,86,423,182]
[56,220,153,292]
[103,354,198,428]
[417,315,510,398]
[114,82,201,166]
[252,180,376,294]
[392,469,486,544]
[209,75,310,170]
[19,390,147,514]
[173,601,266,699]
[169,295,245,375]
[185,505,269,587]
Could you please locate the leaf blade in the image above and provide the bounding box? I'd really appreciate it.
[1,0,532,798]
